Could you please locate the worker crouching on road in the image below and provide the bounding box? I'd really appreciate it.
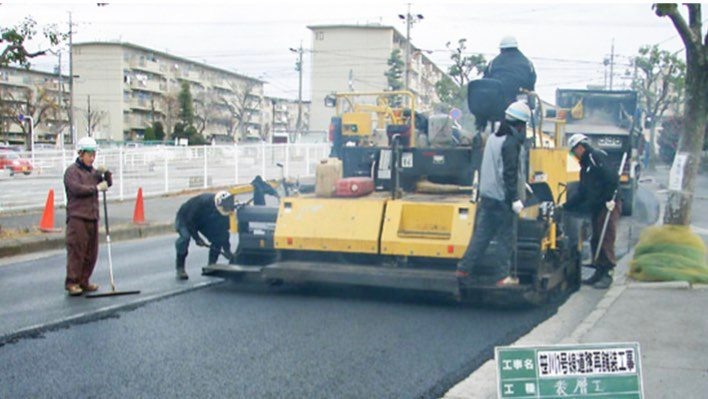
[456,101,530,287]
[63,137,113,296]
[564,134,621,289]
[174,191,236,280]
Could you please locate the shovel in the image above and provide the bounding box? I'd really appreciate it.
[86,190,141,298]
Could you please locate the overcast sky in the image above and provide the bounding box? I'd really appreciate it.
[1,1,701,104]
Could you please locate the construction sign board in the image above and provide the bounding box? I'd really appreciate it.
[496,342,644,398]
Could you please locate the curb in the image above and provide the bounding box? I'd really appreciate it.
[0,278,223,347]
[0,222,174,258]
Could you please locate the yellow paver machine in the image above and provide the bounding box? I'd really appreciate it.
[204,82,582,305]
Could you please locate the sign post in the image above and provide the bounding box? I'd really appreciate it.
[496,343,644,398]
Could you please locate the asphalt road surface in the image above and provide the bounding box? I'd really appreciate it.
[0,177,664,399]
[0,235,563,399]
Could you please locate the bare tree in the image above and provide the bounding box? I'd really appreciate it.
[84,107,106,137]
[162,90,181,140]
[0,84,59,148]
[654,3,707,225]
[221,80,257,141]
[194,91,221,136]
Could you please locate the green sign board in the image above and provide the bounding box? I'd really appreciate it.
[496,343,643,398]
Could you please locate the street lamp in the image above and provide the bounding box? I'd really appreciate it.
[399,6,424,94]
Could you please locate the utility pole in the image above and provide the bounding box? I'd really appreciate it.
[56,51,64,149]
[68,12,75,145]
[398,5,423,94]
[609,38,615,90]
[289,44,304,134]
[87,95,91,138]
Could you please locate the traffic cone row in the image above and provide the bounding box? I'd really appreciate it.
[38,187,147,232]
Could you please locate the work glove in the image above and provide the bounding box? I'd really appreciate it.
[194,236,207,247]
[605,200,616,212]
[96,181,109,192]
[96,165,108,174]
[512,200,524,215]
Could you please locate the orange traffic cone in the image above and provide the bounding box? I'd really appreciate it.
[39,189,61,232]
[132,187,146,225]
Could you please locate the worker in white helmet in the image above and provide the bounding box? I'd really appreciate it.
[456,101,531,287]
[174,191,236,280]
[63,136,112,296]
[483,35,537,106]
[564,133,621,289]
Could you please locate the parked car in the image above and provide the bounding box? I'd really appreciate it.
[0,151,33,176]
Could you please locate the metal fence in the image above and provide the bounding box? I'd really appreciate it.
[0,143,330,212]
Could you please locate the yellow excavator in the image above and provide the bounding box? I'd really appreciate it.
[204,81,581,305]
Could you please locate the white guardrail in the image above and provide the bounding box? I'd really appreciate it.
[0,143,331,212]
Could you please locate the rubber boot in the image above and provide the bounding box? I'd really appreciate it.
[176,255,189,280]
[593,268,613,289]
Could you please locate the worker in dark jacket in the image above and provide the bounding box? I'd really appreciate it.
[63,137,113,296]
[174,191,236,279]
[483,36,537,106]
[251,175,279,205]
[564,134,622,289]
[456,101,530,287]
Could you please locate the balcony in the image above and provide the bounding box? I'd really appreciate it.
[130,79,165,93]
[131,59,164,76]
[177,70,202,84]
[0,73,31,89]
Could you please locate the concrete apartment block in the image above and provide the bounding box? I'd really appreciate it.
[72,42,265,143]
[307,24,446,132]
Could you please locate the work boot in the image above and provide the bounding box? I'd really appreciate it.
[80,283,99,292]
[593,269,613,289]
[176,255,189,280]
[66,284,83,296]
[582,266,603,286]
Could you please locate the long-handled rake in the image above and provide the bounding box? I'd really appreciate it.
[86,190,141,298]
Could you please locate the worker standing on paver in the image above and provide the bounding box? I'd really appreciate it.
[456,101,530,287]
[564,133,622,289]
[483,35,537,106]
[174,191,235,280]
[63,137,112,296]
[250,175,279,205]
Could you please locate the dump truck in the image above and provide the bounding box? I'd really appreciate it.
[204,85,583,306]
[555,89,641,215]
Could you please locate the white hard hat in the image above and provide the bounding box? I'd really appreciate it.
[214,190,234,215]
[499,36,518,49]
[76,136,97,152]
[568,133,589,150]
[505,101,531,123]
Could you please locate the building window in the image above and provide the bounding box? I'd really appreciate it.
[316,31,324,41]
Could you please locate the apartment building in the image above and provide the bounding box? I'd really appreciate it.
[72,42,265,143]
[265,96,310,133]
[0,66,69,146]
[307,24,447,131]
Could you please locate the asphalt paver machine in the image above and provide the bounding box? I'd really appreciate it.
[204,84,582,305]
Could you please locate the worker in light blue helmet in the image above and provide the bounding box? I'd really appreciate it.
[456,101,530,287]
[483,35,537,106]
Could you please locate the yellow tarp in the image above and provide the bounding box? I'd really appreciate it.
[629,225,708,283]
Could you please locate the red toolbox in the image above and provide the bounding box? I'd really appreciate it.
[335,177,375,197]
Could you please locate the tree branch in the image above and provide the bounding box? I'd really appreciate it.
[655,4,701,57]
